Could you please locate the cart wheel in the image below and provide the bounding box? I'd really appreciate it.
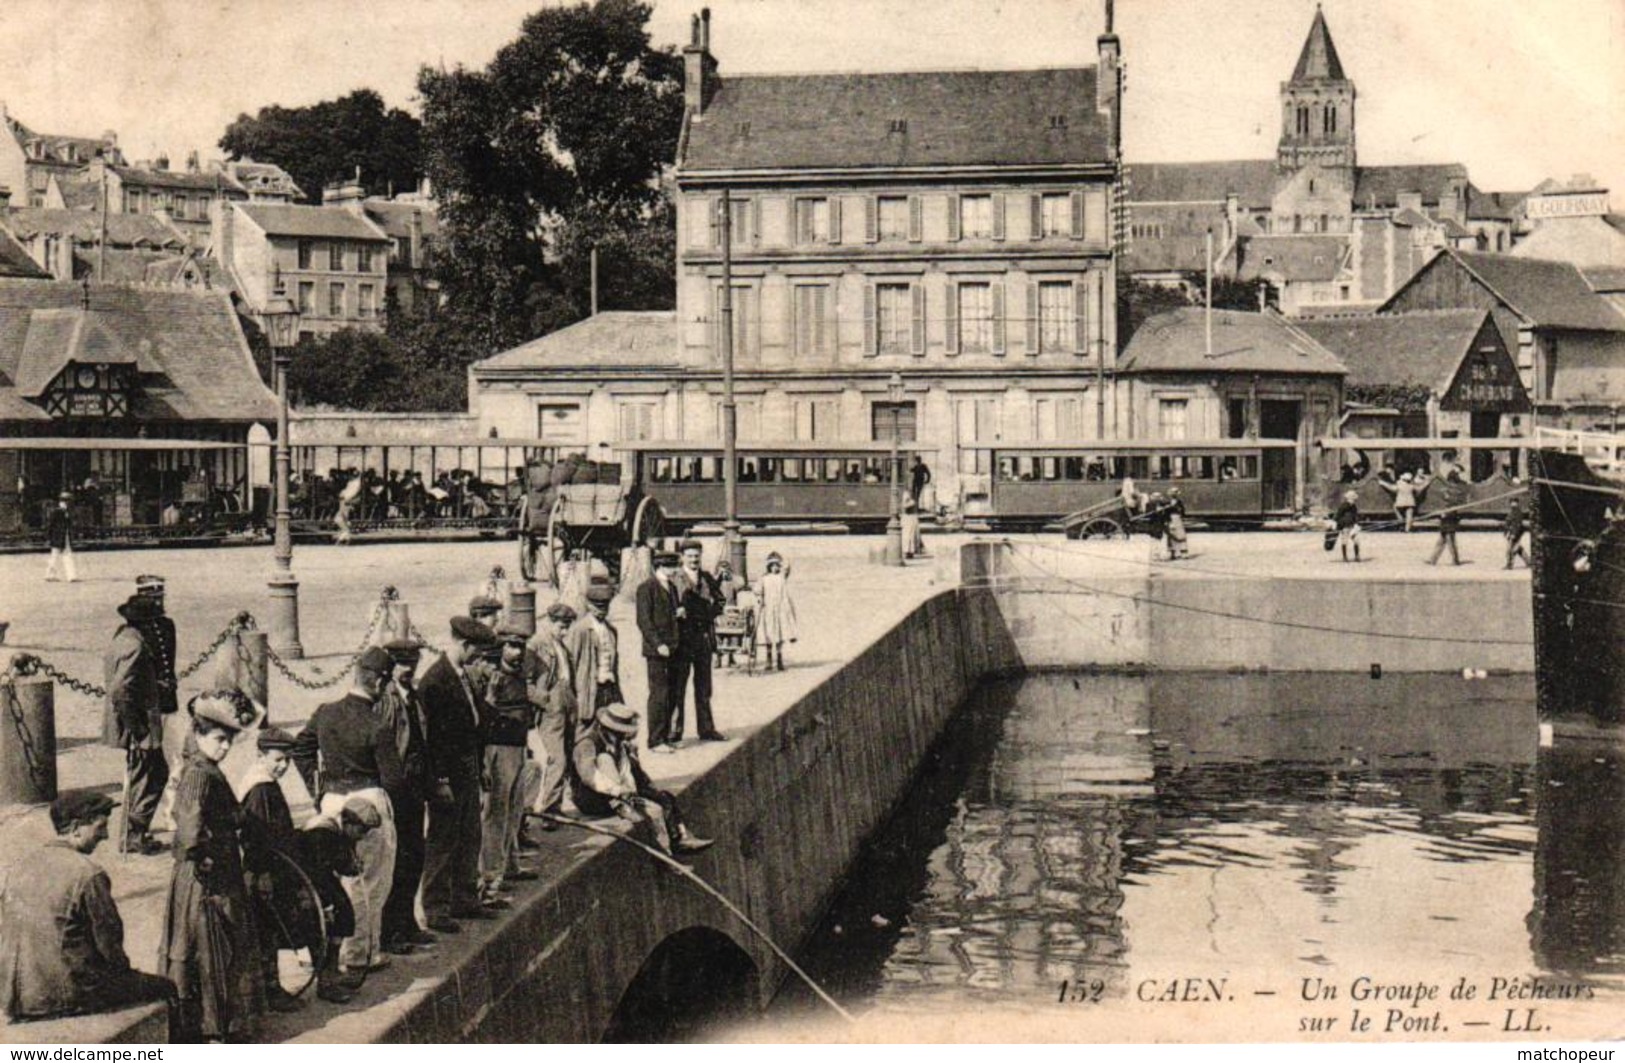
[631,496,664,546]
[265,849,330,999]
[1078,516,1126,540]
[546,498,567,590]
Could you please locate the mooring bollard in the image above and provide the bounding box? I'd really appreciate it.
[506,583,537,637]
[373,599,413,647]
[239,630,269,713]
[0,675,57,804]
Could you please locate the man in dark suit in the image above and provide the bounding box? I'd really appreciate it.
[417,617,497,931]
[376,639,434,954]
[672,540,726,744]
[635,552,682,754]
[133,575,179,718]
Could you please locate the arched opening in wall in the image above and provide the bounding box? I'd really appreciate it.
[603,926,759,1043]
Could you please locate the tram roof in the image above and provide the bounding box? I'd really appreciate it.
[0,437,246,451]
[1316,436,1530,450]
[957,438,1300,452]
[618,440,931,454]
[289,436,567,450]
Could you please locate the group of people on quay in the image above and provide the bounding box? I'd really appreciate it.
[0,540,808,1040]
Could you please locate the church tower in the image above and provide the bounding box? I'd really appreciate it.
[1277,5,1355,171]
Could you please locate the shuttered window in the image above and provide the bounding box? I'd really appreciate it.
[793,398,839,442]
[795,197,832,243]
[793,284,833,359]
[1040,193,1071,237]
[959,195,994,239]
[1158,399,1189,441]
[877,196,910,240]
[537,403,584,443]
[875,283,911,355]
[1035,397,1084,441]
[1038,282,1072,354]
[618,402,658,442]
[712,284,756,357]
[955,282,1004,355]
[871,401,918,443]
[955,398,999,474]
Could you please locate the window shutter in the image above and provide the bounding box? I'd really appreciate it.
[991,282,1006,355]
[944,283,960,355]
[708,197,721,248]
[752,197,762,247]
[1070,191,1085,239]
[910,282,925,356]
[862,284,877,357]
[1030,194,1043,240]
[713,284,723,357]
[794,287,810,358]
[1026,281,1040,356]
[992,193,1006,241]
[1074,277,1089,355]
[864,196,878,243]
[947,195,961,242]
[908,196,923,242]
[822,285,837,357]
[829,197,843,244]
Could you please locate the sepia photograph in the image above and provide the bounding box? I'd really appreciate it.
[0,0,1621,1047]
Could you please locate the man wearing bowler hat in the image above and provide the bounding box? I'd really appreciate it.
[418,616,499,929]
[290,646,403,979]
[635,551,683,753]
[0,790,177,1022]
[102,594,168,854]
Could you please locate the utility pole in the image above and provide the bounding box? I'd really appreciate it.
[1205,227,1214,356]
[590,246,599,316]
[720,190,747,578]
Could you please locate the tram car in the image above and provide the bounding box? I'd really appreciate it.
[624,441,932,534]
[958,439,1302,531]
[1312,437,1530,524]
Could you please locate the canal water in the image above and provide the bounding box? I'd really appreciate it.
[752,672,1624,1040]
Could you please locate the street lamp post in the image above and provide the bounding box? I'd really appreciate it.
[884,372,905,566]
[262,298,304,658]
[720,189,748,579]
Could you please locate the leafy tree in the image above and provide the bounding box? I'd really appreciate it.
[219,89,423,203]
[417,0,684,354]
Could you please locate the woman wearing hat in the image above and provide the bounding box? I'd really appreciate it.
[160,690,266,1041]
[753,552,798,671]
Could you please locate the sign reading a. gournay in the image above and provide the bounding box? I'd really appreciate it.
[1442,348,1531,413]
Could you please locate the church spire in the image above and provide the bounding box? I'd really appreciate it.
[1291,5,1346,82]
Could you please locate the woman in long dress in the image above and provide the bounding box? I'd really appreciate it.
[753,552,799,671]
[160,691,265,1042]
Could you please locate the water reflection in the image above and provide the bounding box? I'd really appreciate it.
[772,673,1623,1020]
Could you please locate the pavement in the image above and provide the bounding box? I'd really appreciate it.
[0,526,1526,1041]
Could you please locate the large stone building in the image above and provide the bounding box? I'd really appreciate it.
[0,103,121,209]
[473,9,1125,500]
[1123,7,1514,314]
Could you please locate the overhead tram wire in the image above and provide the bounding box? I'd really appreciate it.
[539,813,858,1026]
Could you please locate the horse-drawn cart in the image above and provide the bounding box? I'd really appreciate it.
[516,456,664,586]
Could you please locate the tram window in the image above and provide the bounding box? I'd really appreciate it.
[862,458,885,484]
[782,458,803,482]
[672,456,695,483]
[1085,457,1107,481]
[758,458,780,483]
[650,456,674,483]
[698,456,720,482]
[845,459,864,483]
[1238,455,1258,479]
[1037,457,1059,481]
[1063,456,1085,481]
[739,457,759,483]
[824,458,843,481]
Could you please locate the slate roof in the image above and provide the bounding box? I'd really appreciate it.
[680,68,1110,172]
[1353,164,1468,209]
[0,280,276,422]
[3,117,119,166]
[1,208,186,249]
[0,229,48,279]
[1122,201,1237,274]
[1582,267,1625,294]
[225,161,305,200]
[1119,307,1347,376]
[236,203,389,241]
[111,165,239,193]
[1237,234,1349,283]
[1126,160,1278,209]
[1292,8,1348,81]
[1450,251,1625,332]
[1297,309,1489,392]
[52,176,103,210]
[362,199,442,240]
[474,312,679,372]
[1467,187,1527,222]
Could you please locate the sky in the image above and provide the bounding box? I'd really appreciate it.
[1,0,1621,198]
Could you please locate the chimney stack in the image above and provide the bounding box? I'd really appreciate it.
[683,8,718,115]
[1097,0,1121,129]
[322,174,367,213]
[185,150,200,173]
[154,153,169,171]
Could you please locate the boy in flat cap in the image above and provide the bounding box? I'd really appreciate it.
[418,617,498,928]
[377,639,435,953]
[569,581,622,715]
[635,552,683,753]
[239,727,304,1013]
[289,647,402,981]
[0,790,176,1022]
[102,594,169,855]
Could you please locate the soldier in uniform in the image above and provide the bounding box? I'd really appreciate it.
[418,617,498,930]
[102,594,169,855]
[289,647,402,981]
[377,638,436,954]
[0,790,176,1023]
[134,575,180,718]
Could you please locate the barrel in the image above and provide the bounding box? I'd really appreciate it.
[0,677,57,804]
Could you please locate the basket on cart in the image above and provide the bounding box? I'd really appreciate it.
[516,457,663,588]
[713,595,758,674]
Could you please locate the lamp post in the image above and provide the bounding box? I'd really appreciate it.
[262,297,304,658]
[720,189,748,579]
[884,372,905,566]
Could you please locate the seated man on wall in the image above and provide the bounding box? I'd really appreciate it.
[0,790,177,1023]
[569,703,713,857]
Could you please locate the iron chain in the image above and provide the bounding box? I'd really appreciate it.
[260,602,387,691]
[176,612,254,681]
[11,654,108,700]
[1,667,53,796]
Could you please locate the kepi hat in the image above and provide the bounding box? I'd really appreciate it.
[677,539,703,554]
[135,574,166,597]
[467,595,503,618]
